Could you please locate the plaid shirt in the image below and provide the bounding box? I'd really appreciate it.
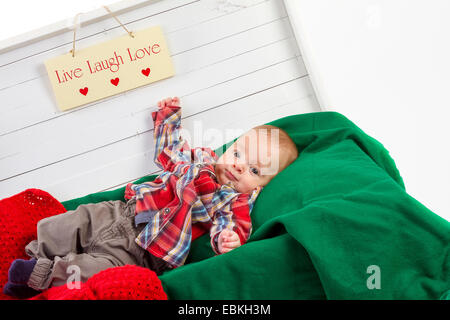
[124,105,261,267]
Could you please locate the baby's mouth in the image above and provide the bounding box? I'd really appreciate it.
[225,169,237,182]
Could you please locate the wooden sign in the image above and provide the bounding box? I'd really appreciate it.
[45,26,174,111]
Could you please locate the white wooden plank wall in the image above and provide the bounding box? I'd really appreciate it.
[0,0,321,202]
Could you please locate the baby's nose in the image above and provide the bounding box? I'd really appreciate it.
[232,163,245,173]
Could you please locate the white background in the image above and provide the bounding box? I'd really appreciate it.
[0,0,118,42]
[285,0,450,221]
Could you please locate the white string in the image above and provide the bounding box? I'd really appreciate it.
[66,12,83,31]
[68,5,134,57]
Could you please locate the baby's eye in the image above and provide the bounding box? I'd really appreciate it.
[250,167,259,175]
[233,151,240,158]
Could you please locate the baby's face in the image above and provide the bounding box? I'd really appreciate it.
[215,129,284,193]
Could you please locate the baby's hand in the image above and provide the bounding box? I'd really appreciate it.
[157,96,180,109]
[217,229,241,254]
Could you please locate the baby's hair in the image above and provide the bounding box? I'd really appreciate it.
[249,124,299,170]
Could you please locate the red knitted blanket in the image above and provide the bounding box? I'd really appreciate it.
[0,189,167,300]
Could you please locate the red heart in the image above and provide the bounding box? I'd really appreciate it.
[110,78,119,86]
[79,87,88,96]
[141,68,151,77]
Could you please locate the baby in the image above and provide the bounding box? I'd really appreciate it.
[4,96,298,298]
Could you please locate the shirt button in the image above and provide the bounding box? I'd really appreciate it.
[196,164,203,168]
[164,208,171,214]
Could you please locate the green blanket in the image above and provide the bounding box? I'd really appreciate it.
[62,111,450,300]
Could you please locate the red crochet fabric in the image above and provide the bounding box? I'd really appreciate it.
[0,189,66,300]
[31,265,167,300]
[0,189,167,300]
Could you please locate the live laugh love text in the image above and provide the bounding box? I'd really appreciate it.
[54,45,161,83]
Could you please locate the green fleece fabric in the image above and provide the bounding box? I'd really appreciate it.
[62,111,450,300]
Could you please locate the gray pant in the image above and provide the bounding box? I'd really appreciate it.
[25,198,171,291]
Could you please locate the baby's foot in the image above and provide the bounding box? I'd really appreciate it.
[3,258,40,298]
[3,282,40,299]
[157,96,180,109]
[7,258,37,284]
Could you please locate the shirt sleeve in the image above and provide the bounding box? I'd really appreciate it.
[152,105,190,171]
[210,187,261,254]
